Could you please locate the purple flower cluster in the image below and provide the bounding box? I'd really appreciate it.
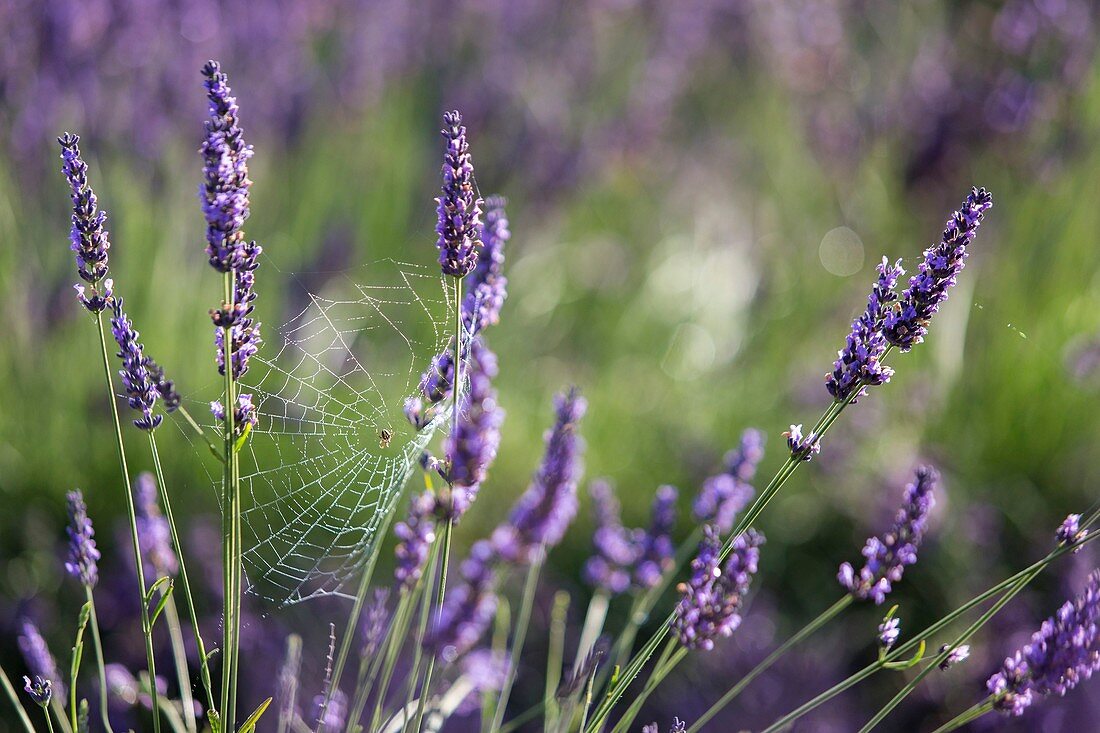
[110,299,162,431]
[883,188,994,351]
[428,541,498,662]
[694,429,765,533]
[838,466,938,605]
[64,490,100,587]
[583,480,639,594]
[493,388,586,564]
[878,615,900,651]
[642,719,686,733]
[210,393,258,434]
[23,676,52,708]
[57,133,114,313]
[145,359,181,413]
[826,257,904,402]
[1056,513,1088,550]
[442,339,504,519]
[359,589,390,659]
[671,525,765,651]
[785,424,821,462]
[18,621,65,701]
[134,472,178,578]
[436,110,483,279]
[988,570,1100,715]
[634,485,678,590]
[212,238,263,380]
[938,644,970,670]
[393,491,437,593]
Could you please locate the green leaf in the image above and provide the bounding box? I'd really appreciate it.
[237,697,272,733]
[144,575,172,606]
[233,421,253,453]
[208,709,222,733]
[149,578,175,628]
[77,699,89,733]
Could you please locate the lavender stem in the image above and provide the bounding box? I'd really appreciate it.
[83,589,115,733]
[928,700,995,733]
[489,553,545,732]
[0,662,35,733]
[95,314,162,733]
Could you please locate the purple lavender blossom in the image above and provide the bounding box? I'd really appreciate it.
[22,676,51,708]
[110,299,162,431]
[436,110,482,278]
[144,359,181,413]
[134,472,178,578]
[393,491,437,592]
[634,485,678,590]
[988,570,1100,716]
[18,621,65,700]
[693,429,764,533]
[583,480,638,595]
[785,424,820,462]
[210,393,258,434]
[1057,514,1088,550]
[212,239,263,380]
[939,644,970,670]
[359,589,390,659]
[57,133,113,313]
[464,196,509,334]
[826,257,905,402]
[642,720,686,733]
[671,525,765,651]
[838,466,938,605]
[64,490,100,587]
[443,339,504,519]
[492,388,586,564]
[200,60,254,274]
[883,188,994,351]
[878,616,900,650]
[429,540,498,662]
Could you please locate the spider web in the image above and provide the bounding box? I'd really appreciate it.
[233,258,454,607]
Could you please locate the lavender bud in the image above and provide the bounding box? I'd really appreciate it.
[110,299,162,431]
[883,188,994,351]
[57,133,112,312]
[211,394,258,436]
[134,472,178,578]
[671,526,765,651]
[436,110,482,278]
[464,195,509,333]
[144,359,181,413]
[64,490,100,588]
[634,485,677,590]
[1056,513,1088,551]
[583,480,638,595]
[211,239,263,380]
[492,388,586,564]
[784,424,820,462]
[18,621,65,700]
[938,644,970,670]
[878,616,900,651]
[988,570,1100,716]
[838,466,938,605]
[393,491,437,592]
[22,676,52,708]
[826,257,904,402]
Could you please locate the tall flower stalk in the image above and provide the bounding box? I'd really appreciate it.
[56,132,162,733]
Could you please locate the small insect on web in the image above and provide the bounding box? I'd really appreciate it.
[232,257,457,606]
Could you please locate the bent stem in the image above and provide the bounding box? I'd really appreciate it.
[688,595,853,733]
[84,590,115,733]
[489,553,545,733]
[95,314,161,733]
[149,431,215,717]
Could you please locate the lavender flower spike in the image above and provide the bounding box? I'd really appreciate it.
[492,388,587,564]
[200,60,254,273]
[23,676,52,708]
[987,570,1100,716]
[838,466,938,604]
[134,472,178,578]
[883,188,994,351]
[359,589,390,659]
[1056,513,1088,550]
[878,616,900,651]
[464,195,510,334]
[211,238,263,380]
[429,540,498,662]
[436,110,483,278]
[634,485,678,590]
[583,480,638,595]
[785,424,820,462]
[826,257,904,402]
[145,359,181,413]
[671,525,765,651]
[64,490,100,587]
[694,428,764,533]
[58,133,113,312]
[18,621,65,700]
[442,338,504,519]
[110,299,162,431]
[393,491,437,592]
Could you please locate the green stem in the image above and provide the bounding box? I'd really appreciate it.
[175,405,224,463]
[928,700,995,733]
[0,662,36,733]
[219,269,238,732]
[43,707,56,733]
[149,431,215,717]
[163,598,197,733]
[489,555,545,733]
[543,591,570,732]
[368,590,417,733]
[95,315,161,733]
[688,595,852,733]
[84,591,115,733]
[610,643,685,733]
